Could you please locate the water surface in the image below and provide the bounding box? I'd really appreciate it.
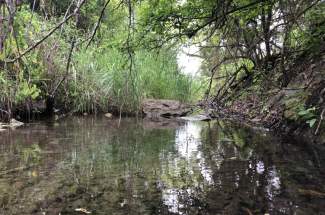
[0,116,324,214]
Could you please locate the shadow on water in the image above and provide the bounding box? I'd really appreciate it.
[0,116,324,214]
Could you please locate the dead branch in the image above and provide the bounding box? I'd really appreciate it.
[205,56,248,100]
[315,108,324,135]
[214,65,248,102]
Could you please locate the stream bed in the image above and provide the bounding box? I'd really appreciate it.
[0,116,324,215]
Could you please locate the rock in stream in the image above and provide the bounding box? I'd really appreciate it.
[142,99,191,118]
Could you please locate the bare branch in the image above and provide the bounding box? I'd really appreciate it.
[86,0,111,49]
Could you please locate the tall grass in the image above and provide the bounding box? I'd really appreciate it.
[136,50,192,101]
[70,47,197,114]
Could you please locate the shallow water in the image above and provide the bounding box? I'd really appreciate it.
[0,116,324,215]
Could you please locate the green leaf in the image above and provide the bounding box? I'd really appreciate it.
[298,110,309,116]
[306,118,317,128]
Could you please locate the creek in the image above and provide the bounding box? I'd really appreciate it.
[0,116,324,214]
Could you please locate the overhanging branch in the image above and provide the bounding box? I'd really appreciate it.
[4,0,86,63]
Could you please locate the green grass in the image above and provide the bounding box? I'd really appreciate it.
[67,47,201,114]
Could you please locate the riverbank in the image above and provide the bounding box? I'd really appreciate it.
[1,95,324,144]
[202,46,325,143]
[206,107,324,144]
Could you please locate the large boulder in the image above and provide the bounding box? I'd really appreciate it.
[142,99,191,118]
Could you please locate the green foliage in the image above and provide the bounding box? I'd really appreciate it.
[298,107,317,128]
[0,0,203,118]
[15,81,41,102]
[284,100,318,128]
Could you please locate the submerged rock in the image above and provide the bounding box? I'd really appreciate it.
[142,99,191,118]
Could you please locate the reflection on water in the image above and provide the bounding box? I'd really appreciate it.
[0,116,324,215]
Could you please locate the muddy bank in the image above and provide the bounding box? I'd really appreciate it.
[200,105,325,144]
[1,98,192,121]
